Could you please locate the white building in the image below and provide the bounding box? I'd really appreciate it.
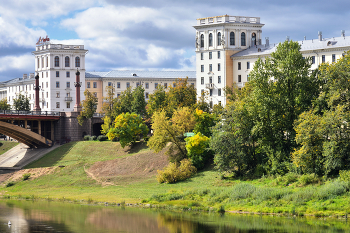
[31,41,88,112]
[195,15,350,106]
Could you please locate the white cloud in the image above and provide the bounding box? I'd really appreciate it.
[0,54,33,72]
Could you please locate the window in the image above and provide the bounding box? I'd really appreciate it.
[46,92,48,98]
[201,89,205,96]
[66,71,70,77]
[117,93,120,98]
[155,83,158,89]
[209,33,213,47]
[322,55,325,63]
[42,57,44,68]
[210,89,213,96]
[191,83,194,86]
[201,53,204,60]
[247,62,250,69]
[46,56,48,67]
[94,92,97,97]
[201,65,204,72]
[54,56,60,67]
[136,82,140,87]
[247,75,250,82]
[56,71,59,77]
[47,102,48,108]
[75,57,80,67]
[241,32,246,46]
[209,64,212,72]
[93,82,97,88]
[218,88,221,96]
[87,82,90,88]
[201,77,204,84]
[209,52,212,59]
[56,82,60,88]
[238,62,241,70]
[65,56,70,67]
[46,82,48,88]
[108,82,112,87]
[200,34,204,48]
[217,51,220,59]
[217,32,221,46]
[209,76,212,83]
[145,83,149,89]
[230,32,235,45]
[145,92,149,99]
[218,63,221,71]
[117,82,120,88]
[218,76,221,84]
[56,102,60,108]
[37,58,40,68]
[238,75,242,83]
[56,92,60,98]
[173,83,176,88]
[332,54,336,63]
[312,56,315,64]
[164,83,168,88]
[67,102,70,108]
[66,82,70,88]
[46,72,48,77]
[67,92,70,97]
[252,32,256,45]
[126,82,130,88]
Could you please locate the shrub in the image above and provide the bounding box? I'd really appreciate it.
[90,136,97,141]
[339,170,350,184]
[97,135,108,141]
[185,132,212,169]
[22,173,31,181]
[230,183,256,200]
[83,135,91,141]
[6,181,15,187]
[298,173,319,186]
[156,159,197,184]
[315,180,348,200]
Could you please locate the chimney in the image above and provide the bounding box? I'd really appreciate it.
[318,31,322,41]
[265,37,269,47]
[286,36,290,42]
[341,30,345,37]
[29,73,34,79]
[23,74,27,79]
[304,36,306,40]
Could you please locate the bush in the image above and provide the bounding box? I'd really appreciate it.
[6,181,15,187]
[185,132,212,169]
[339,170,350,184]
[90,136,97,141]
[22,173,31,181]
[97,135,108,141]
[84,135,91,141]
[298,173,319,186]
[156,159,197,184]
[230,183,256,200]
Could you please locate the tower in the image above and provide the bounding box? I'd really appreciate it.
[32,37,88,112]
[193,15,264,106]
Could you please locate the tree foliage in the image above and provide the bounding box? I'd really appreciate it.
[78,90,98,126]
[146,85,167,117]
[131,85,146,116]
[193,109,217,137]
[107,112,148,148]
[185,132,211,169]
[13,92,30,111]
[0,98,10,110]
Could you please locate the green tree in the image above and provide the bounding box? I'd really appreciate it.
[118,87,133,114]
[146,85,167,117]
[246,40,319,174]
[193,108,217,137]
[131,85,146,116]
[107,112,148,148]
[78,90,98,135]
[0,98,10,110]
[13,92,30,111]
[185,132,211,169]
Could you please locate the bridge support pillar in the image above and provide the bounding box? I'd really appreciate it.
[24,120,27,130]
[51,121,54,141]
[38,120,41,136]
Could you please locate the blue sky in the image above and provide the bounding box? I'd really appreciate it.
[0,0,350,81]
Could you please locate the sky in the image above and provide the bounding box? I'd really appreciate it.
[0,0,349,81]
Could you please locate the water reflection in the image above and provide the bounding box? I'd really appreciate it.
[0,200,349,233]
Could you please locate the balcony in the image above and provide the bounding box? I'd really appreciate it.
[65,97,73,102]
[205,83,215,89]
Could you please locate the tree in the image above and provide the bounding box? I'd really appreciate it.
[100,86,118,135]
[118,87,133,114]
[245,40,319,174]
[185,132,211,169]
[148,107,196,162]
[107,112,148,148]
[131,85,146,116]
[78,90,98,135]
[13,92,30,111]
[0,98,10,110]
[193,108,217,137]
[146,85,167,117]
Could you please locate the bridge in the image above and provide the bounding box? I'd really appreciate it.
[0,110,60,148]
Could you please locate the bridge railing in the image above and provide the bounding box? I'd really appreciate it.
[0,110,60,116]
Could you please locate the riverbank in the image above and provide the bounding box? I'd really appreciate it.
[0,141,349,217]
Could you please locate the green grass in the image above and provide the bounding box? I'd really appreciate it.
[2,141,350,217]
[0,141,19,155]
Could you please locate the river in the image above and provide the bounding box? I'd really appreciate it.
[0,200,349,233]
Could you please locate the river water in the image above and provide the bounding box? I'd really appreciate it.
[0,200,349,233]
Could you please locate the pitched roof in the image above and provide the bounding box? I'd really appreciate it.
[86,70,196,79]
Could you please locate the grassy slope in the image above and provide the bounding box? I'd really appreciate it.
[0,141,19,155]
[1,141,350,217]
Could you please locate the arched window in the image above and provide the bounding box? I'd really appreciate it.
[200,34,204,48]
[65,56,70,67]
[46,56,48,67]
[230,32,235,45]
[54,56,59,67]
[241,32,246,46]
[252,32,256,45]
[75,57,80,67]
[209,33,213,47]
[217,32,221,46]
